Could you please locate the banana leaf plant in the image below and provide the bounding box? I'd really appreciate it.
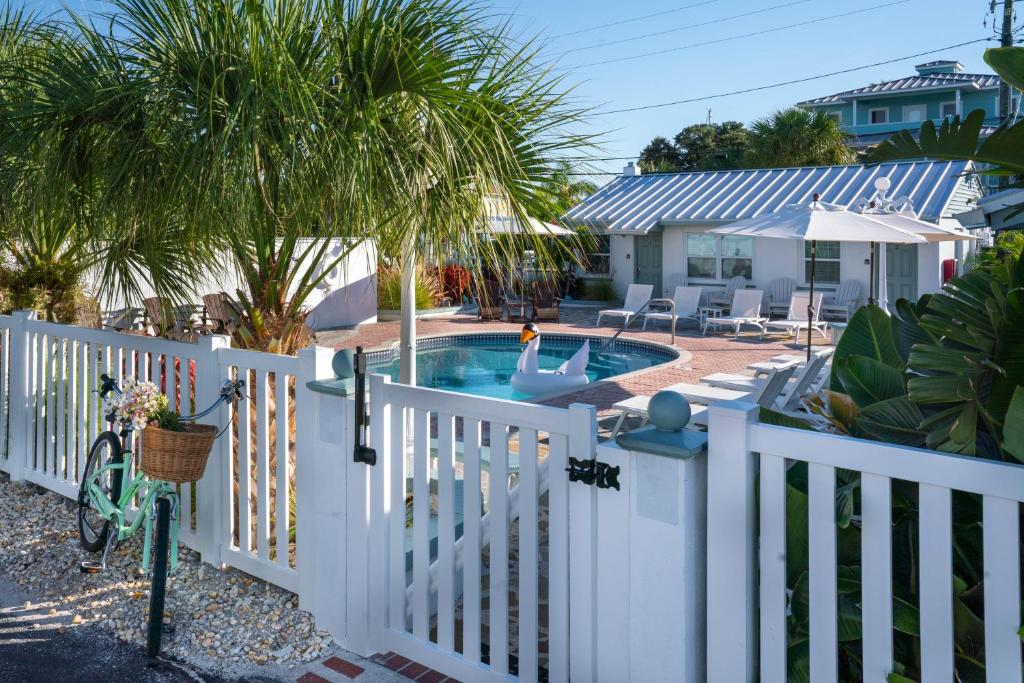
[761,252,1024,681]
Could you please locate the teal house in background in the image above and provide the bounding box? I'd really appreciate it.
[796,60,1009,150]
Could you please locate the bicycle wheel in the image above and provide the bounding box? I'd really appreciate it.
[146,496,171,657]
[78,431,122,553]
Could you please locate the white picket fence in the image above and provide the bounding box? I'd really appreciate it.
[0,311,304,595]
[707,401,1024,683]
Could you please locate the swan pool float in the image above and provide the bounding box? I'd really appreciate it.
[509,323,590,396]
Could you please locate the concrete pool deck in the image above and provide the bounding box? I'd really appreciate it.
[315,306,833,436]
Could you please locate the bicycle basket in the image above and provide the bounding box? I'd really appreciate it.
[140,424,218,484]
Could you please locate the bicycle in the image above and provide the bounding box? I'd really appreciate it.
[77,373,244,657]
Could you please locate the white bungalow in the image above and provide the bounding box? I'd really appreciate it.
[563,160,984,306]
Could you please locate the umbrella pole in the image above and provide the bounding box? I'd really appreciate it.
[807,240,816,362]
[868,241,876,305]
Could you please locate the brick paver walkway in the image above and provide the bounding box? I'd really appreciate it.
[316,305,830,431]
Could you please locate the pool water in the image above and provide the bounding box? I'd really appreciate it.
[367,333,677,401]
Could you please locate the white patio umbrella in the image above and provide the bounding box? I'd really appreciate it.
[709,194,927,360]
[854,176,979,306]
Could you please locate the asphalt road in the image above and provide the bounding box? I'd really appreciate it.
[0,575,265,683]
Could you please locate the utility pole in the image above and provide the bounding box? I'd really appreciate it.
[999,0,1015,124]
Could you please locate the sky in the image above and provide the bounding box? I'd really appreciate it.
[28,0,1004,178]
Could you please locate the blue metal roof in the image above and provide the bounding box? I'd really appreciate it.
[798,73,999,105]
[562,161,976,235]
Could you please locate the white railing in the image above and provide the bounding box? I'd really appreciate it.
[707,401,1024,683]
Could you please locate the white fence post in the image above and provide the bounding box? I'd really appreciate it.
[706,400,759,683]
[293,346,346,638]
[194,334,232,566]
[6,310,35,482]
[568,402,598,681]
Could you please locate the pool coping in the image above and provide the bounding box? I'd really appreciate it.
[359,330,693,404]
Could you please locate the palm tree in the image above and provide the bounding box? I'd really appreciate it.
[5,0,592,351]
[746,108,854,168]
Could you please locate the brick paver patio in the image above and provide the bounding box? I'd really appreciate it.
[316,305,830,434]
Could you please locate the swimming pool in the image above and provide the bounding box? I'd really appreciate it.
[366,333,679,401]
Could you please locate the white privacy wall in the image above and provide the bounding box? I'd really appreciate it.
[84,238,378,330]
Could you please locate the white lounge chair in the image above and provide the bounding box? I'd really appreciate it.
[763,291,828,340]
[821,279,862,321]
[766,277,797,318]
[609,363,798,438]
[747,349,834,377]
[597,284,653,327]
[702,289,767,336]
[643,286,702,330]
[700,351,831,412]
[706,275,747,309]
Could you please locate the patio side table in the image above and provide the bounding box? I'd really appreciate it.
[698,306,724,335]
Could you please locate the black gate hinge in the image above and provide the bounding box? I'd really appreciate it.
[566,457,620,491]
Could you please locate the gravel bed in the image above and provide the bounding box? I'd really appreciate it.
[0,474,333,674]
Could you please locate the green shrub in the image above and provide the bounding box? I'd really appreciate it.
[581,278,616,301]
[377,266,439,310]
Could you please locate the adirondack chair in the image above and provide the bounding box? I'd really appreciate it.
[530,281,562,323]
[643,286,702,330]
[202,292,244,335]
[763,291,828,340]
[706,275,747,309]
[474,279,505,321]
[821,279,863,321]
[766,277,797,318]
[702,289,767,336]
[597,284,653,327]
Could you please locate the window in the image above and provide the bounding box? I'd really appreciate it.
[902,104,927,122]
[584,234,610,274]
[869,108,889,124]
[940,101,958,119]
[826,110,842,124]
[805,241,840,284]
[687,233,753,280]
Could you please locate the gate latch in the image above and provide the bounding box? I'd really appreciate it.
[353,346,377,466]
[566,457,620,491]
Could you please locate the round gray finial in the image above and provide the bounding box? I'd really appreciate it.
[647,391,691,432]
[332,348,356,380]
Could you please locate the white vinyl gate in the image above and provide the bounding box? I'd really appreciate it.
[365,375,599,683]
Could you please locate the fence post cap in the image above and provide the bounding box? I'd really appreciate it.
[197,333,231,351]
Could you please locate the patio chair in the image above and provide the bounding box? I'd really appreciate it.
[531,281,562,323]
[144,297,201,340]
[642,286,702,330]
[747,349,834,377]
[766,277,797,318]
[609,363,797,438]
[702,289,767,337]
[202,292,244,335]
[706,275,747,309]
[821,279,863,321]
[596,283,653,327]
[700,351,831,412]
[474,279,506,321]
[762,291,828,340]
[102,307,146,333]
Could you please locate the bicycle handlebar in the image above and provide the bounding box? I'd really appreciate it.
[99,375,246,427]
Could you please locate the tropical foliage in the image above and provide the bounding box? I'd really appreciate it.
[0,0,592,351]
[763,251,1024,681]
[867,46,1024,201]
[746,108,855,168]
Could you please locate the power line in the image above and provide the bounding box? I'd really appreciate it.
[554,0,810,57]
[593,37,993,115]
[573,0,911,69]
[548,0,725,39]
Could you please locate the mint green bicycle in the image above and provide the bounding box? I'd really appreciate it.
[77,373,244,656]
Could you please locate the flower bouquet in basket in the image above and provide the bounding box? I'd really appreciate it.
[103,377,217,484]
